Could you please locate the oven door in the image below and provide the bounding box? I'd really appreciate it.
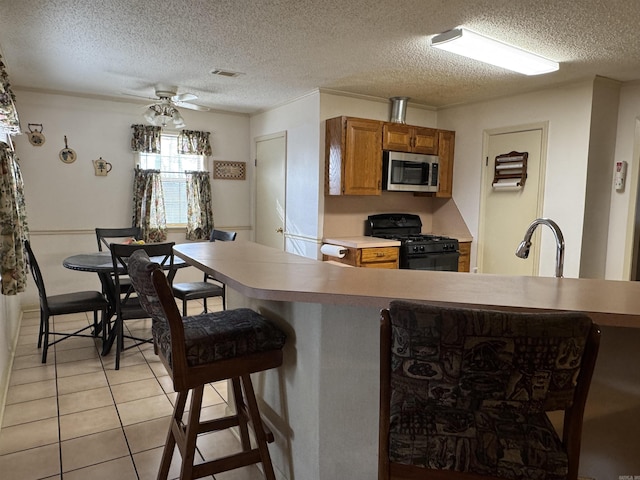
[402,252,459,271]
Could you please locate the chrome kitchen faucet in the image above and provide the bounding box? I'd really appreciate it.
[515,218,565,278]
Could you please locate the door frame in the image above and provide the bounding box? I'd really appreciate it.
[624,118,640,280]
[477,122,549,275]
[253,131,287,249]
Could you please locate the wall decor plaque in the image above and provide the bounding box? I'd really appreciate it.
[27,124,45,146]
[213,160,246,180]
[59,135,77,164]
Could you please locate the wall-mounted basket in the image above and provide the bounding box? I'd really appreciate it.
[492,151,528,189]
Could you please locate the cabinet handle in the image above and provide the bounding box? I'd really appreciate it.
[376,252,385,257]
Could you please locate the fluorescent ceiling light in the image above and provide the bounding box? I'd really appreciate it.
[429,28,559,76]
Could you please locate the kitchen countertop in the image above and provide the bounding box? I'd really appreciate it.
[435,233,474,242]
[322,236,401,248]
[172,240,640,480]
[174,240,640,328]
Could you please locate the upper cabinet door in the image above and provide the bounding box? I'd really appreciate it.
[382,123,438,154]
[411,126,439,154]
[326,116,383,196]
[435,129,455,198]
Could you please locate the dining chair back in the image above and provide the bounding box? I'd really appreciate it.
[379,300,601,480]
[127,249,286,479]
[24,240,108,363]
[95,226,142,251]
[172,229,237,315]
[210,229,237,242]
[109,241,175,369]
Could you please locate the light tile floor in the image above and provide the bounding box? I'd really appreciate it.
[0,300,266,479]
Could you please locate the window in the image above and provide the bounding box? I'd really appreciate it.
[137,134,206,225]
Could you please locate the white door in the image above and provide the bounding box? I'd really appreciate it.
[478,126,546,275]
[255,133,286,250]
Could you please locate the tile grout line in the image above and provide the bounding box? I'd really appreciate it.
[102,321,143,480]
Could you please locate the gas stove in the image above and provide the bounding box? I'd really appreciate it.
[366,214,459,270]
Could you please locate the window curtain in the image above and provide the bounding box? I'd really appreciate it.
[177,130,212,156]
[131,124,161,153]
[0,142,29,295]
[185,170,214,240]
[132,167,167,243]
[0,56,20,136]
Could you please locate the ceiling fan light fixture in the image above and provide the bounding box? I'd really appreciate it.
[429,27,559,76]
[171,109,185,129]
[144,103,186,128]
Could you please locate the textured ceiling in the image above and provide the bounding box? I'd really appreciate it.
[1,0,640,114]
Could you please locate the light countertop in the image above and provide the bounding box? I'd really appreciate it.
[174,240,640,328]
[322,236,401,248]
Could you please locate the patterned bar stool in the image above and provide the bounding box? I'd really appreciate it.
[127,250,286,480]
[379,300,600,480]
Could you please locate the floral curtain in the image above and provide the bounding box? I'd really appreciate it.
[185,170,214,240]
[0,55,20,135]
[177,130,212,156]
[132,167,167,243]
[0,142,29,295]
[131,124,161,153]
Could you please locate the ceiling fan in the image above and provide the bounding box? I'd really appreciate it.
[129,86,210,128]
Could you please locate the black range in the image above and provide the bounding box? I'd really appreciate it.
[365,213,459,271]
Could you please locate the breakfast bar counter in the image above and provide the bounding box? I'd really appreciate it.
[174,240,640,327]
[173,240,640,480]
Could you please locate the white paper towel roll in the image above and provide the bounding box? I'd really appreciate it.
[492,179,521,188]
[321,244,347,258]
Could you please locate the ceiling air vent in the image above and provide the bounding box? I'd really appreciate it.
[210,69,244,78]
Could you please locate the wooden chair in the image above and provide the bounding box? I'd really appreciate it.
[109,242,175,370]
[172,229,237,315]
[127,249,286,479]
[24,240,109,363]
[379,300,600,480]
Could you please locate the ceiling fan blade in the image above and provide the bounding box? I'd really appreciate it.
[172,92,198,102]
[122,91,156,101]
[175,101,210,112]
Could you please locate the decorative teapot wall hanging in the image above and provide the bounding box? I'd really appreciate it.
[27,124,45,146]
[93,157,112,176]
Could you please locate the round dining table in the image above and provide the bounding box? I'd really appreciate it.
[63,251,187,355]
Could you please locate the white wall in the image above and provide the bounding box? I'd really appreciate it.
[438,80,595,278]
[606,81,640,279]
[13,89,251,308]
[0,134,23,426]
[580,77,620,278]
[0,292,21,426]
[250,91,322,258]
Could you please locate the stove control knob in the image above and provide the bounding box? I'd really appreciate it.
[419,245,425,252]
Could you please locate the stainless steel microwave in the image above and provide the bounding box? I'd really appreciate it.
[382,151,439,192]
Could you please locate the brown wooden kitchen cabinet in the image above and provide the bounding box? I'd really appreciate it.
[436,129,455,198]
[383,123,438,154]
[458,241,471,272]
[331,246,399,269]
[325,116,383,195]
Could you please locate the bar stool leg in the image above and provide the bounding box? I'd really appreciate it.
[180,385,204,479]
[158,389,188,480]
[241,373,276,480]
[231,377,252,451]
